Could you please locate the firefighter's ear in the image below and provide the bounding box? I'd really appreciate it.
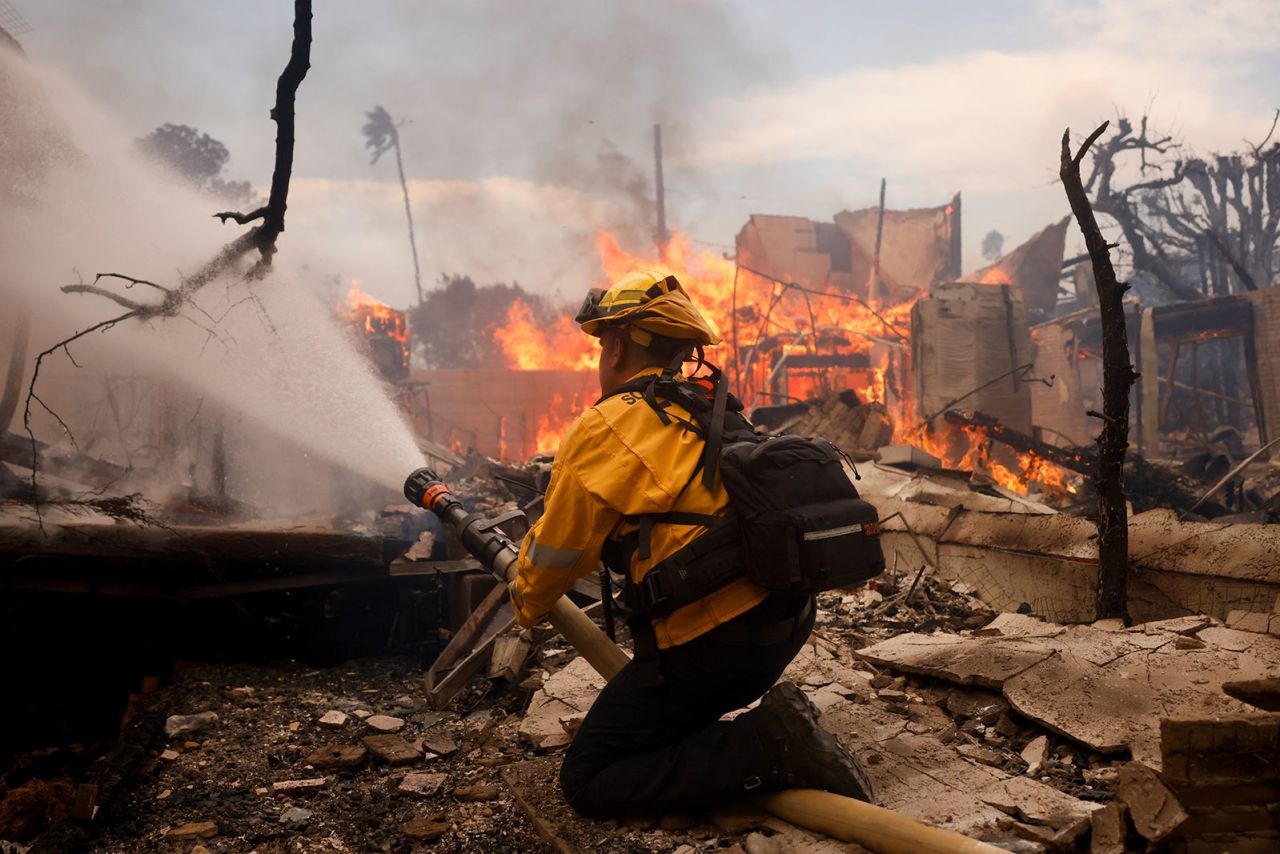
[600,328,626,370]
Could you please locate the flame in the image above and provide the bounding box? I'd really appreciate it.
[492,230,1080,499]
[978,266,1013,285]
[896,409,1080,498]
[336,281,409,344]
[535,392,585,456]
[493,299,596,371]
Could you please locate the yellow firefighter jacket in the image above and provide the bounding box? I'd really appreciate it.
[510,367,767,648]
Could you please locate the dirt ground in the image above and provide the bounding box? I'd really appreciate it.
[6,571,1127,852]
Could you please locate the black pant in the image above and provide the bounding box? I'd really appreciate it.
[559,596,816,818]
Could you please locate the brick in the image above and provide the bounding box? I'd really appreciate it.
[1237,721,1260,753]
[1189,722,1215,753]
[1182,806,1278,835]
[1163,754,1190,786]
[1191,752,1280,784]
[1185,836,1280,854]
[1162,719,1193,756]
[1213,723,1238,753]
[1177,783,1280,808]
[1261,717,1280,750]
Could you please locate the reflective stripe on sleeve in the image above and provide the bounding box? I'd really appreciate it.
[527,540,584,569]
[802,523,863,541]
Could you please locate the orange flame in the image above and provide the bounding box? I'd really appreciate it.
[336,281,409,344]
[977,266,1013,285]
[493,230,1079,499]
[493,300,596,371]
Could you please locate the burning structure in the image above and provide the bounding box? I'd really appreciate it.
[3,4,1280,852]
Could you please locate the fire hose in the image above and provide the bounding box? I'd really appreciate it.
[405,467,1003,854]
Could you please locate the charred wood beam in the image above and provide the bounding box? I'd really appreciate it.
[1062,122,1140,622]
[941,410,1096,476]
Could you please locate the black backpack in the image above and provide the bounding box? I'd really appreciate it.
[599,361,885,617]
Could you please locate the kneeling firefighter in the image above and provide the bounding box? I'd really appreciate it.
[509,269,884,818]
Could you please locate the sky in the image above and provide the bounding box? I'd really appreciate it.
[13,0,1280,308]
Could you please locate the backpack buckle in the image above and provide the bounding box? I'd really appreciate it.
[639,570,671,610]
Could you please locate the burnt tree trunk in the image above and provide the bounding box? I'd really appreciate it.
[1061,122,1138,621]
[0,301,30,433]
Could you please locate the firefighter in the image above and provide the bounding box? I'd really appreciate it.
[507,269,874,818]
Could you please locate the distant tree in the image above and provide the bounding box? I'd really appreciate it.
[136,123,252,204]
[1082,112,1280,300]
[981,229,1005,262]
[410,275,559,369]
[363,105,424,306]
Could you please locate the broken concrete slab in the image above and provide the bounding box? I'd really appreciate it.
[976,775,1099,828]
[518,657,607,749]
[1114,762,1187,842]
[1019,736,1048,776]
[362,735,421,765]
[1088,801,1128,854]
[365,714,405,732]
[854,632,1055,687]
[420,732,459,756]
[860,618,1274,769]
[399,772,448,796]
[318,710,348,728]
[816,694,1095,842]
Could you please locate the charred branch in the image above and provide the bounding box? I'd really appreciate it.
[1061,121,1138,622]
[248,0,312,268]
[1204,228,1257,290]
[942,410,1096,477]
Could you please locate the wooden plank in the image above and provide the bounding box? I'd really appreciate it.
[388,557,480,576]
[426,611,517,708]
[424,580,508,693]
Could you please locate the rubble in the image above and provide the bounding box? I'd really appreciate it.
[857,613,1275,767]
[303,744,366,769]
[364,714,405,732]
[399,772,448,796]
[1113,762,1187,842]
[163,712,218,739]
[361,734,421,765]
[317,710,348,728]
[164,820,217,840]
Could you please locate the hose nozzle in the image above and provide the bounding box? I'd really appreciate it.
[404,466,452,512]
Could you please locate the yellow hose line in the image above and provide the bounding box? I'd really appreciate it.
[754,789,1007,854]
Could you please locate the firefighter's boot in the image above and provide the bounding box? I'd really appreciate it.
[738,681,876,803]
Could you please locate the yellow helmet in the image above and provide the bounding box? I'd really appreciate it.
[575,269,721,348]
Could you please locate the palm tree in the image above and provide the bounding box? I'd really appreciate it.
[363,105,423,305]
